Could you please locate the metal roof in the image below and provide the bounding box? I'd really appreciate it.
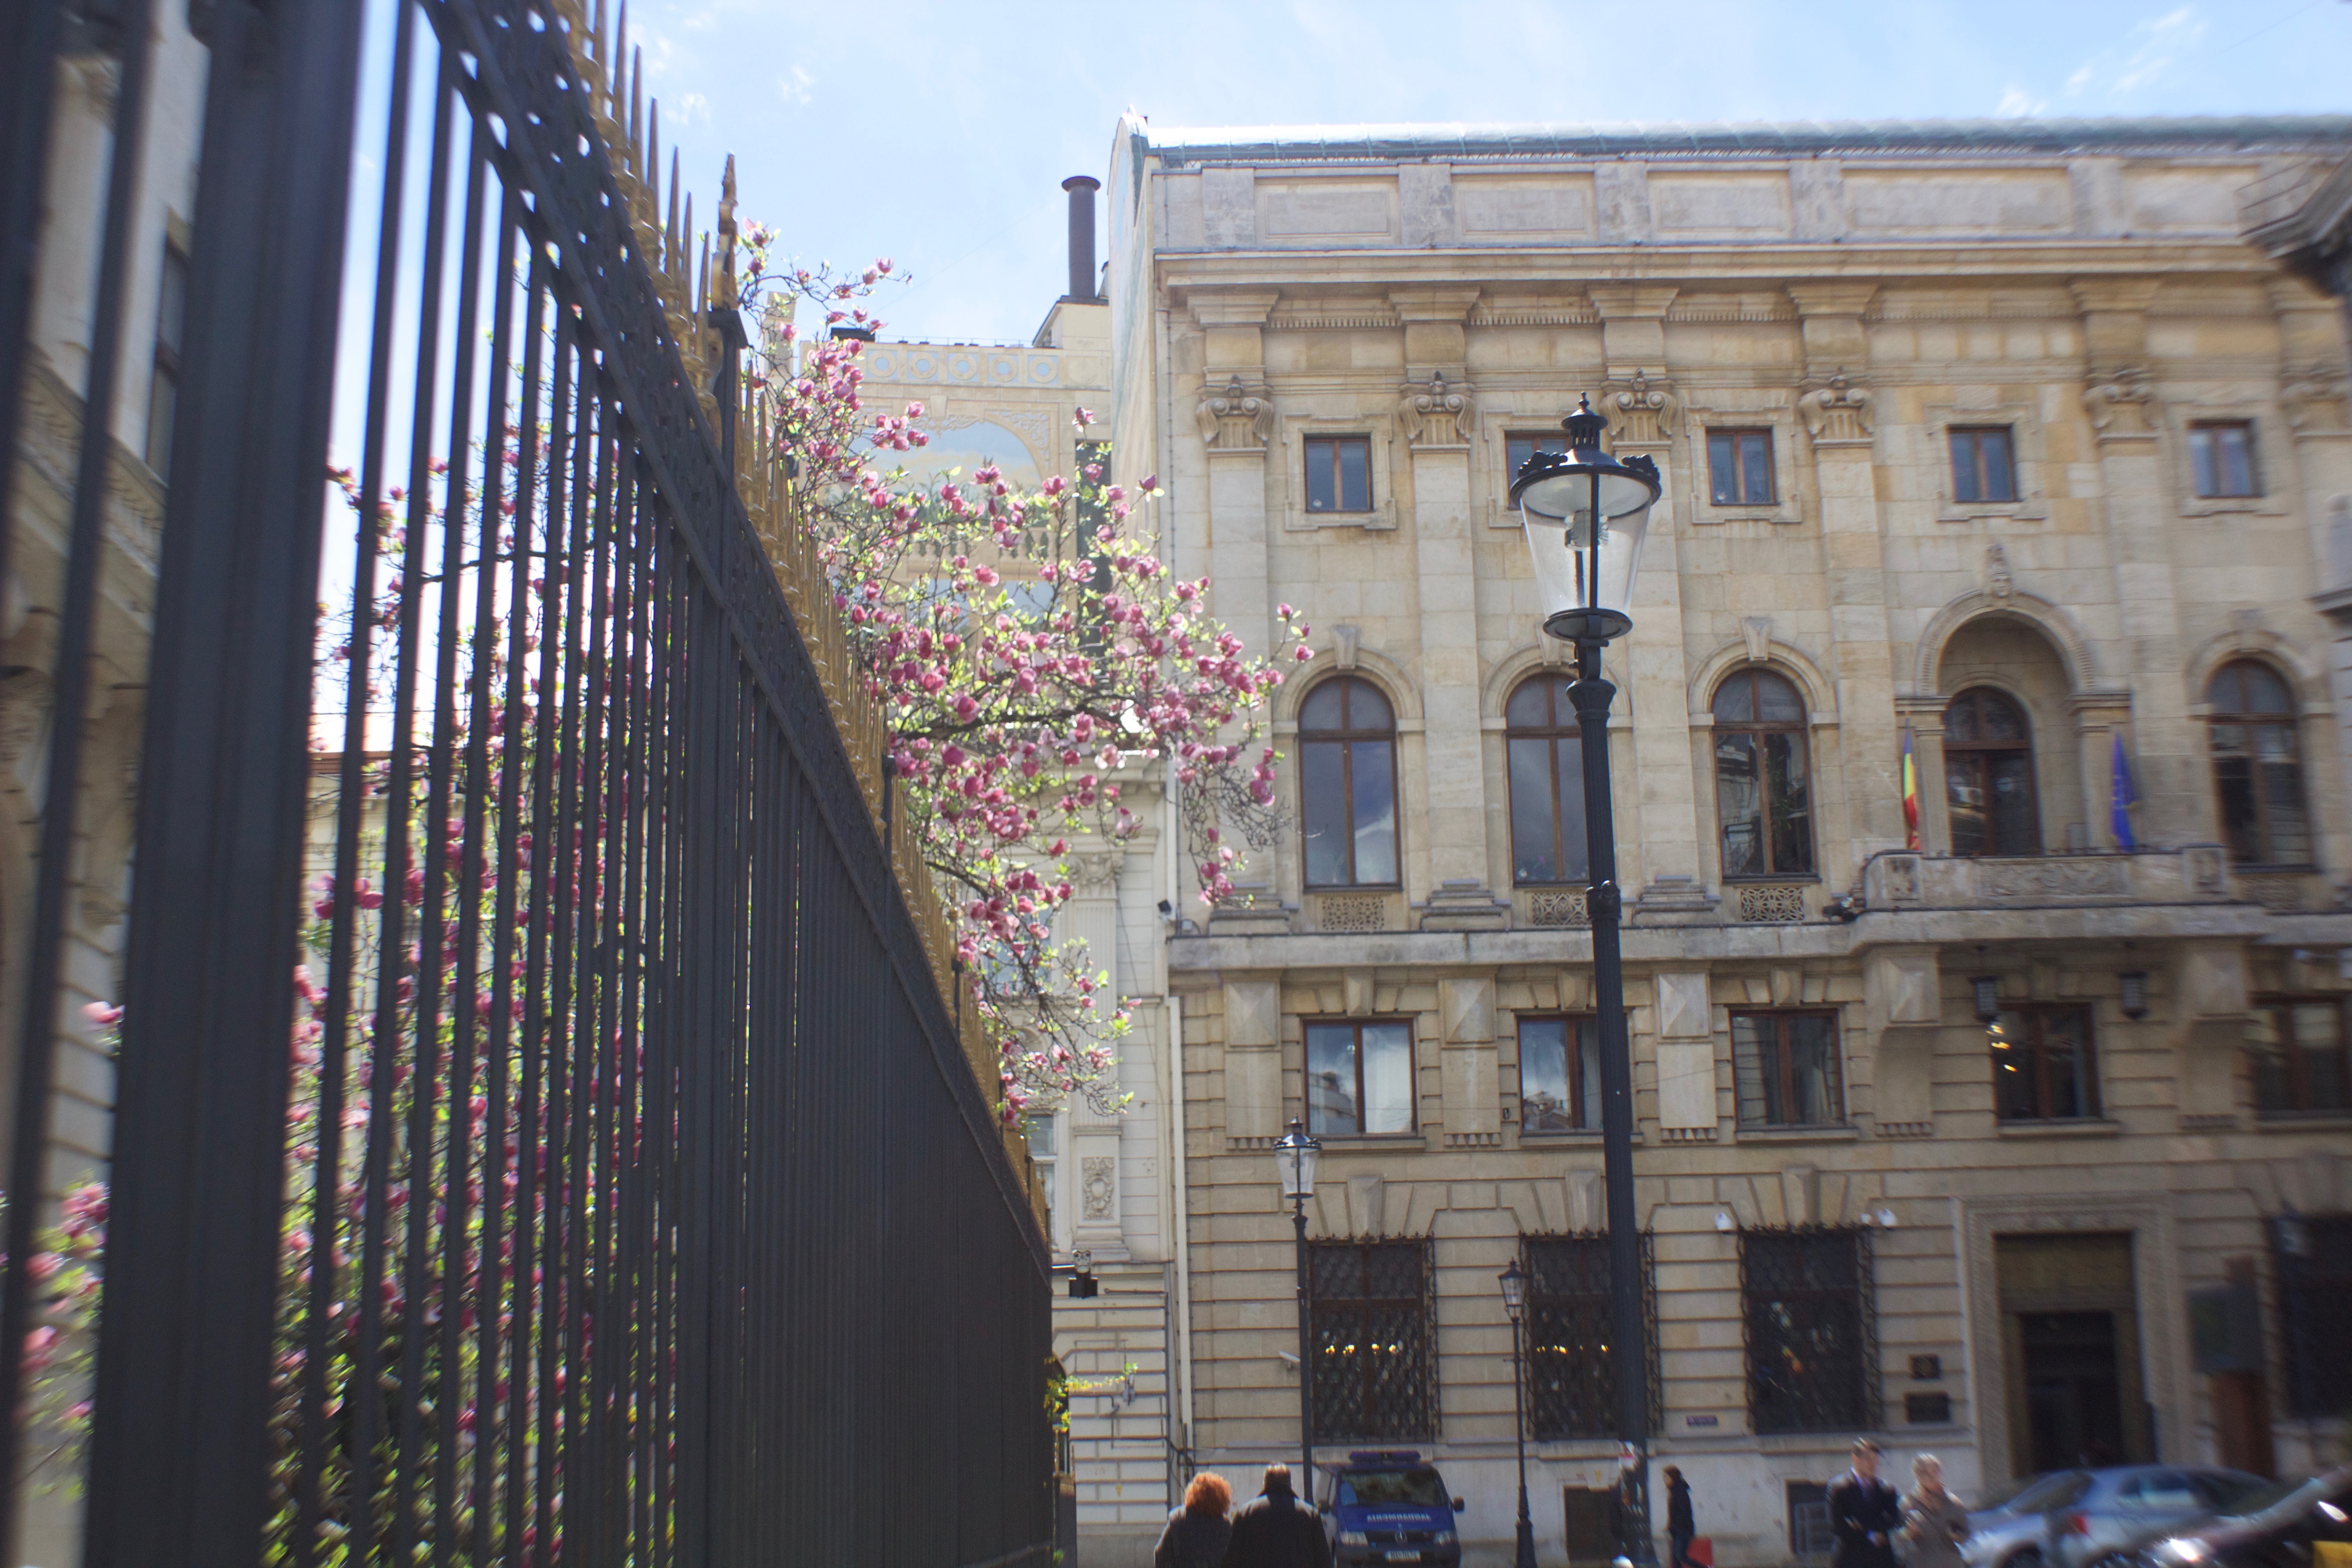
[1144,117,2352,167]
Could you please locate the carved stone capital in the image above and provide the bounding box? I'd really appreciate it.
[1071,851,1121,897]
[2281,365,2351,434]
[1797,372,1874,444]
[1195,374,1272,451]
[1601,369,1677,446]
[1397,371,1472,448]
[2082,365,2156,439]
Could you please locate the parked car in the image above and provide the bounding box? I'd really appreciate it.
[1317,1450,1465,1568]
[2093,1465,2352,1568]
[1962,1467,2271,1568]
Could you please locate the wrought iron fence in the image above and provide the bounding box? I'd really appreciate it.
[2,0,1052,1563]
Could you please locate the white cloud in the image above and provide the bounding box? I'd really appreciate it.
[780,64,814,107]
[2055,5,2206,102]
[1997,83,2048,117]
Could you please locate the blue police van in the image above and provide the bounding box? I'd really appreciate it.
[1318,1450,1465,1568]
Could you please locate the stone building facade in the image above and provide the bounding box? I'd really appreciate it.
[1100,117,2352,1566]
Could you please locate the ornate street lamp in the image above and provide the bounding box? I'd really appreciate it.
[1500,1259,1537,1568]
[1510,396,1663,1564]
[1275,1118,1322,1500]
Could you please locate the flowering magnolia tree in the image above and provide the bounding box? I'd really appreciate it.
[739,239,1307,1112]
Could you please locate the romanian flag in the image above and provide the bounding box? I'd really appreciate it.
[1901,729,1921,851]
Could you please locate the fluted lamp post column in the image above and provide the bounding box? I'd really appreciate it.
[1275,1119,1322,1504]
[1500,1258,1538,1568]
[1509,396,1663,1565]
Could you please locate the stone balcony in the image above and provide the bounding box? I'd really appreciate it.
[1862,847,2235,910]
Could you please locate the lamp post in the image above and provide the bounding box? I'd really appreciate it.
[1500,1259,1538,1568]
[1275,1118,1322,1501]
[1510,396,1663,1565]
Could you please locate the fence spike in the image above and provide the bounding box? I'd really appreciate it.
[629,44,643,177]
[668,151,682,273]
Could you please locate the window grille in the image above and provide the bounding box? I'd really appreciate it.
[1310,1239,1439,1441]
[2271,1213,2352,1419]
[1741,1227,1879,1434]
[1522,1233,1659,1439]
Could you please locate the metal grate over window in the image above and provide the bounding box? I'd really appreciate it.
[2271,1213,2352,1419]
[1523,1233,1660,1439]
[1310,1239,1439,1441]
[1741,1227,1879,1435]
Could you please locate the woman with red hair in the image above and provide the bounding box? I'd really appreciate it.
[1155,1471,1234,1568]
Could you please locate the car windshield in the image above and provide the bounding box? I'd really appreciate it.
[1980,1474,2092,1514]
[2215,1476,2325,1520]
[1345,1470,1448,1507]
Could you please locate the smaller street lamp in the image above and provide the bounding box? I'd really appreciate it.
[1275,1120,1322,1501]
[1499,1259,1537,1568]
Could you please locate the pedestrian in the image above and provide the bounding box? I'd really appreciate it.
[1900,1455,1970,1568]
[1221,1463,1332,1568]
[1828,1439,1904,1568]
[1664,1465,1696,1568]
[1610,1448,1645,1560]
[1157,1472,1235,1568]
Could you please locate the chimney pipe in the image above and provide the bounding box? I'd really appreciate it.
[1062,175,1100,301]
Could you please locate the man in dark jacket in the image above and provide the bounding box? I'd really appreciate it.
[1828,1439,1903,1568]
[1222,1464,1332,1568]
[1664,1465,1696,1568]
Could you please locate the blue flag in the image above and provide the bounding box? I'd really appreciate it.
[2110,732,2137,852]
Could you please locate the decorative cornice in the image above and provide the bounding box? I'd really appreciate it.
[1797,372,1874,444]
[1398,371,1473,448]
[1195,374,1274,451]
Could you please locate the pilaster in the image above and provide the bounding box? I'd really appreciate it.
[1191,291,1279,660]
[1067,852,1127,1259]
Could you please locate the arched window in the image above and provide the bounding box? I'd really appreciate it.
[1712,670,1814,878]
[1944,688,2039,857]
[1505,674,1588,886]
[2208,661,2310,866]
[1300,677,1398,888]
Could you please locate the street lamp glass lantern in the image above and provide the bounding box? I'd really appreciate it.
[1499,1258,1528,1320]
[1510,396,1662,646]
[1275,1118,1321,1203]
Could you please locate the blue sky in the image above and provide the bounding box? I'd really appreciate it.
[612,0,2352,346]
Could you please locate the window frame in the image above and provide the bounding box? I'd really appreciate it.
[1710,669,1817,881]
[1304,433,1375,515]
[1504,673,1589,888]
[1505,431,1568,493]
[1521,1231,1661,1439]
[1988,1004,2101,1123]
[2271,1213,2352,1419]
[1943,686,2041,858]
[2205,660,2312,869]
[146,239,188,475]
[1300,676,1401,890]
[1706,427,1778,508]
[1740,1225,1880,1436]
[1020,1111,1061,1247]
[1730,1009,1847,1129]
[2187,420,2261,500]
[2248,995,2352,1118]
[1949,425,2019,505]
[1515,1014,1599,1135]
[1308,1238,1440,1441]
[1303,1017,1419,1139]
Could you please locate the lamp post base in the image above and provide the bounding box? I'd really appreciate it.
[1515,1512,1539,1568]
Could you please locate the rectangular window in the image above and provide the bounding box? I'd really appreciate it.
[1506,431,1567,489]
[1309,1239,1438,1441]
[1731,1011,1845,1128]
[1305,435,1372,513]
[1742,1227,1878,1435]
[1305,1019,1416,1137]
[1707,429,1776,506]
[2189,421,2259,499]
[1524,1233,1659,1439]
[1989,1006,2100,1121]
[2249,997,2352,1116]
[2272,1213,2352,1419]
[146,241,188,475]
[1022,1112,1058,1238]
[1518,1015,1600,1134]
[1950,426,2018,504]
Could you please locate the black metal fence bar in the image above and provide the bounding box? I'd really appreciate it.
[54,0,1051,1564]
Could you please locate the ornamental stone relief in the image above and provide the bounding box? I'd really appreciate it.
[1195,375,1273,451]
[1080,1156,1117,1221]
